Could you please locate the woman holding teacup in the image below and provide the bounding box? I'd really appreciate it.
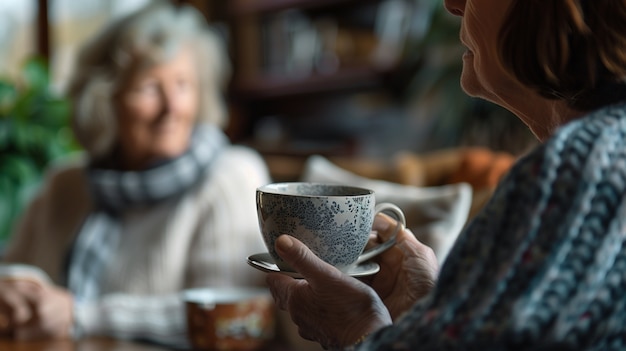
[267,0,626,349]
[0,2,269,347]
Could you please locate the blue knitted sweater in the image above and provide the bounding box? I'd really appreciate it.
[354,102,626,350]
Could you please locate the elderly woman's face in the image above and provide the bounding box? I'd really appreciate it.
[444,0,517,103]
[114,46,199,169]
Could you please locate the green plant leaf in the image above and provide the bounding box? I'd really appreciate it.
[11,121,36,155]
[0,118,11,150]
[0,80,17,114]
[0,55,78,246]
[21,57,50,92]
[10,89,38,122]
[0,154,39,185]
[0,177,16,242]
[34,97,71,127]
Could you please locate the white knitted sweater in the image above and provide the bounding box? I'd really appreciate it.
[1,145,271,348]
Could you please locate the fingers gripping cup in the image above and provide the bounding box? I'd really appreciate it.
[256,182,406,272]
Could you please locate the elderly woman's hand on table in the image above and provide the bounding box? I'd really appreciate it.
[0,279,73,340]
[266,214,439,349]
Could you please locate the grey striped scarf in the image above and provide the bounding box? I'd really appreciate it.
[66,123,226,300]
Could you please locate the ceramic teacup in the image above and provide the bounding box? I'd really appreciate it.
[184,287,275,351]
[256,182,406,272]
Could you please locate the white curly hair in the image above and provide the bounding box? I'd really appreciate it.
[66,0,231,159]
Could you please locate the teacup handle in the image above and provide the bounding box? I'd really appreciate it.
[355,203,406,265]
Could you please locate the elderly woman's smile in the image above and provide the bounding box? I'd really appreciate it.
[115,46,199,170]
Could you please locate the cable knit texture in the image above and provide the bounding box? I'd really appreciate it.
[352,102,626,350]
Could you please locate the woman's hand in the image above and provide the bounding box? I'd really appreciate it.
[266,235,392,349]
[363,213,439,320]
[0,279,39,338]
[0,279,74,340]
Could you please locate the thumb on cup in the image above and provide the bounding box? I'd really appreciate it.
[274,235,343,282]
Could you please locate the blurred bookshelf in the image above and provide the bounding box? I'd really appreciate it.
[232,65,395,100]
[221,0,429,172]
[229,0,371,15]
[228,0,411,98]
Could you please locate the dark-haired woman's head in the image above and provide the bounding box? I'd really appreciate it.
[444,0,626,138]
[500,0,626,111]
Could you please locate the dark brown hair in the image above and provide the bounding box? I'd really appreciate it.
[499,0,626,111]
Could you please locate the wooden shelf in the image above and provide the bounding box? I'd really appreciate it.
[231,65,393,100]
[229,0,369,16]
[228,0,398,101]
[224,0,412,149]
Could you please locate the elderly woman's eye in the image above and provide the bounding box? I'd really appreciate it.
[176,78,192,91]
[134,81,158,95]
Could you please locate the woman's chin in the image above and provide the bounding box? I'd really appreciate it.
[460,77,482,98]
[151,130,192,154]
[153,144,189,160]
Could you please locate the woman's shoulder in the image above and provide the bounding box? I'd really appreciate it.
[181,145,269,220]
[215,144,267,167]
[194,145,271,195]
[211,145,270,180]
[488,102,626,205]
[16,153,91,229]
[520,102,626,165]
[554,101,626,144]
[40,153,89,194]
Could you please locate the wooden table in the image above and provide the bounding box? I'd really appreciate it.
[0,337,294,351]
[0,337,172,351]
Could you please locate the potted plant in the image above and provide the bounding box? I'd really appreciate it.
[0,57,78,250]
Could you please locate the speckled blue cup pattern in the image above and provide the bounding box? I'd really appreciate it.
[257,183,402,272]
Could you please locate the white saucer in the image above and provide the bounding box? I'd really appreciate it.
[247,252,380,279]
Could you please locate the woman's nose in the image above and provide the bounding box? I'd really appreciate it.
[160,86,178,114]
[444,0,465,16]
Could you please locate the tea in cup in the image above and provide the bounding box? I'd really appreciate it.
[256,182,405,272]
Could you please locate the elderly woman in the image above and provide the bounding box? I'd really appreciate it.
[0,1,270,347]
[267,0,626,350]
